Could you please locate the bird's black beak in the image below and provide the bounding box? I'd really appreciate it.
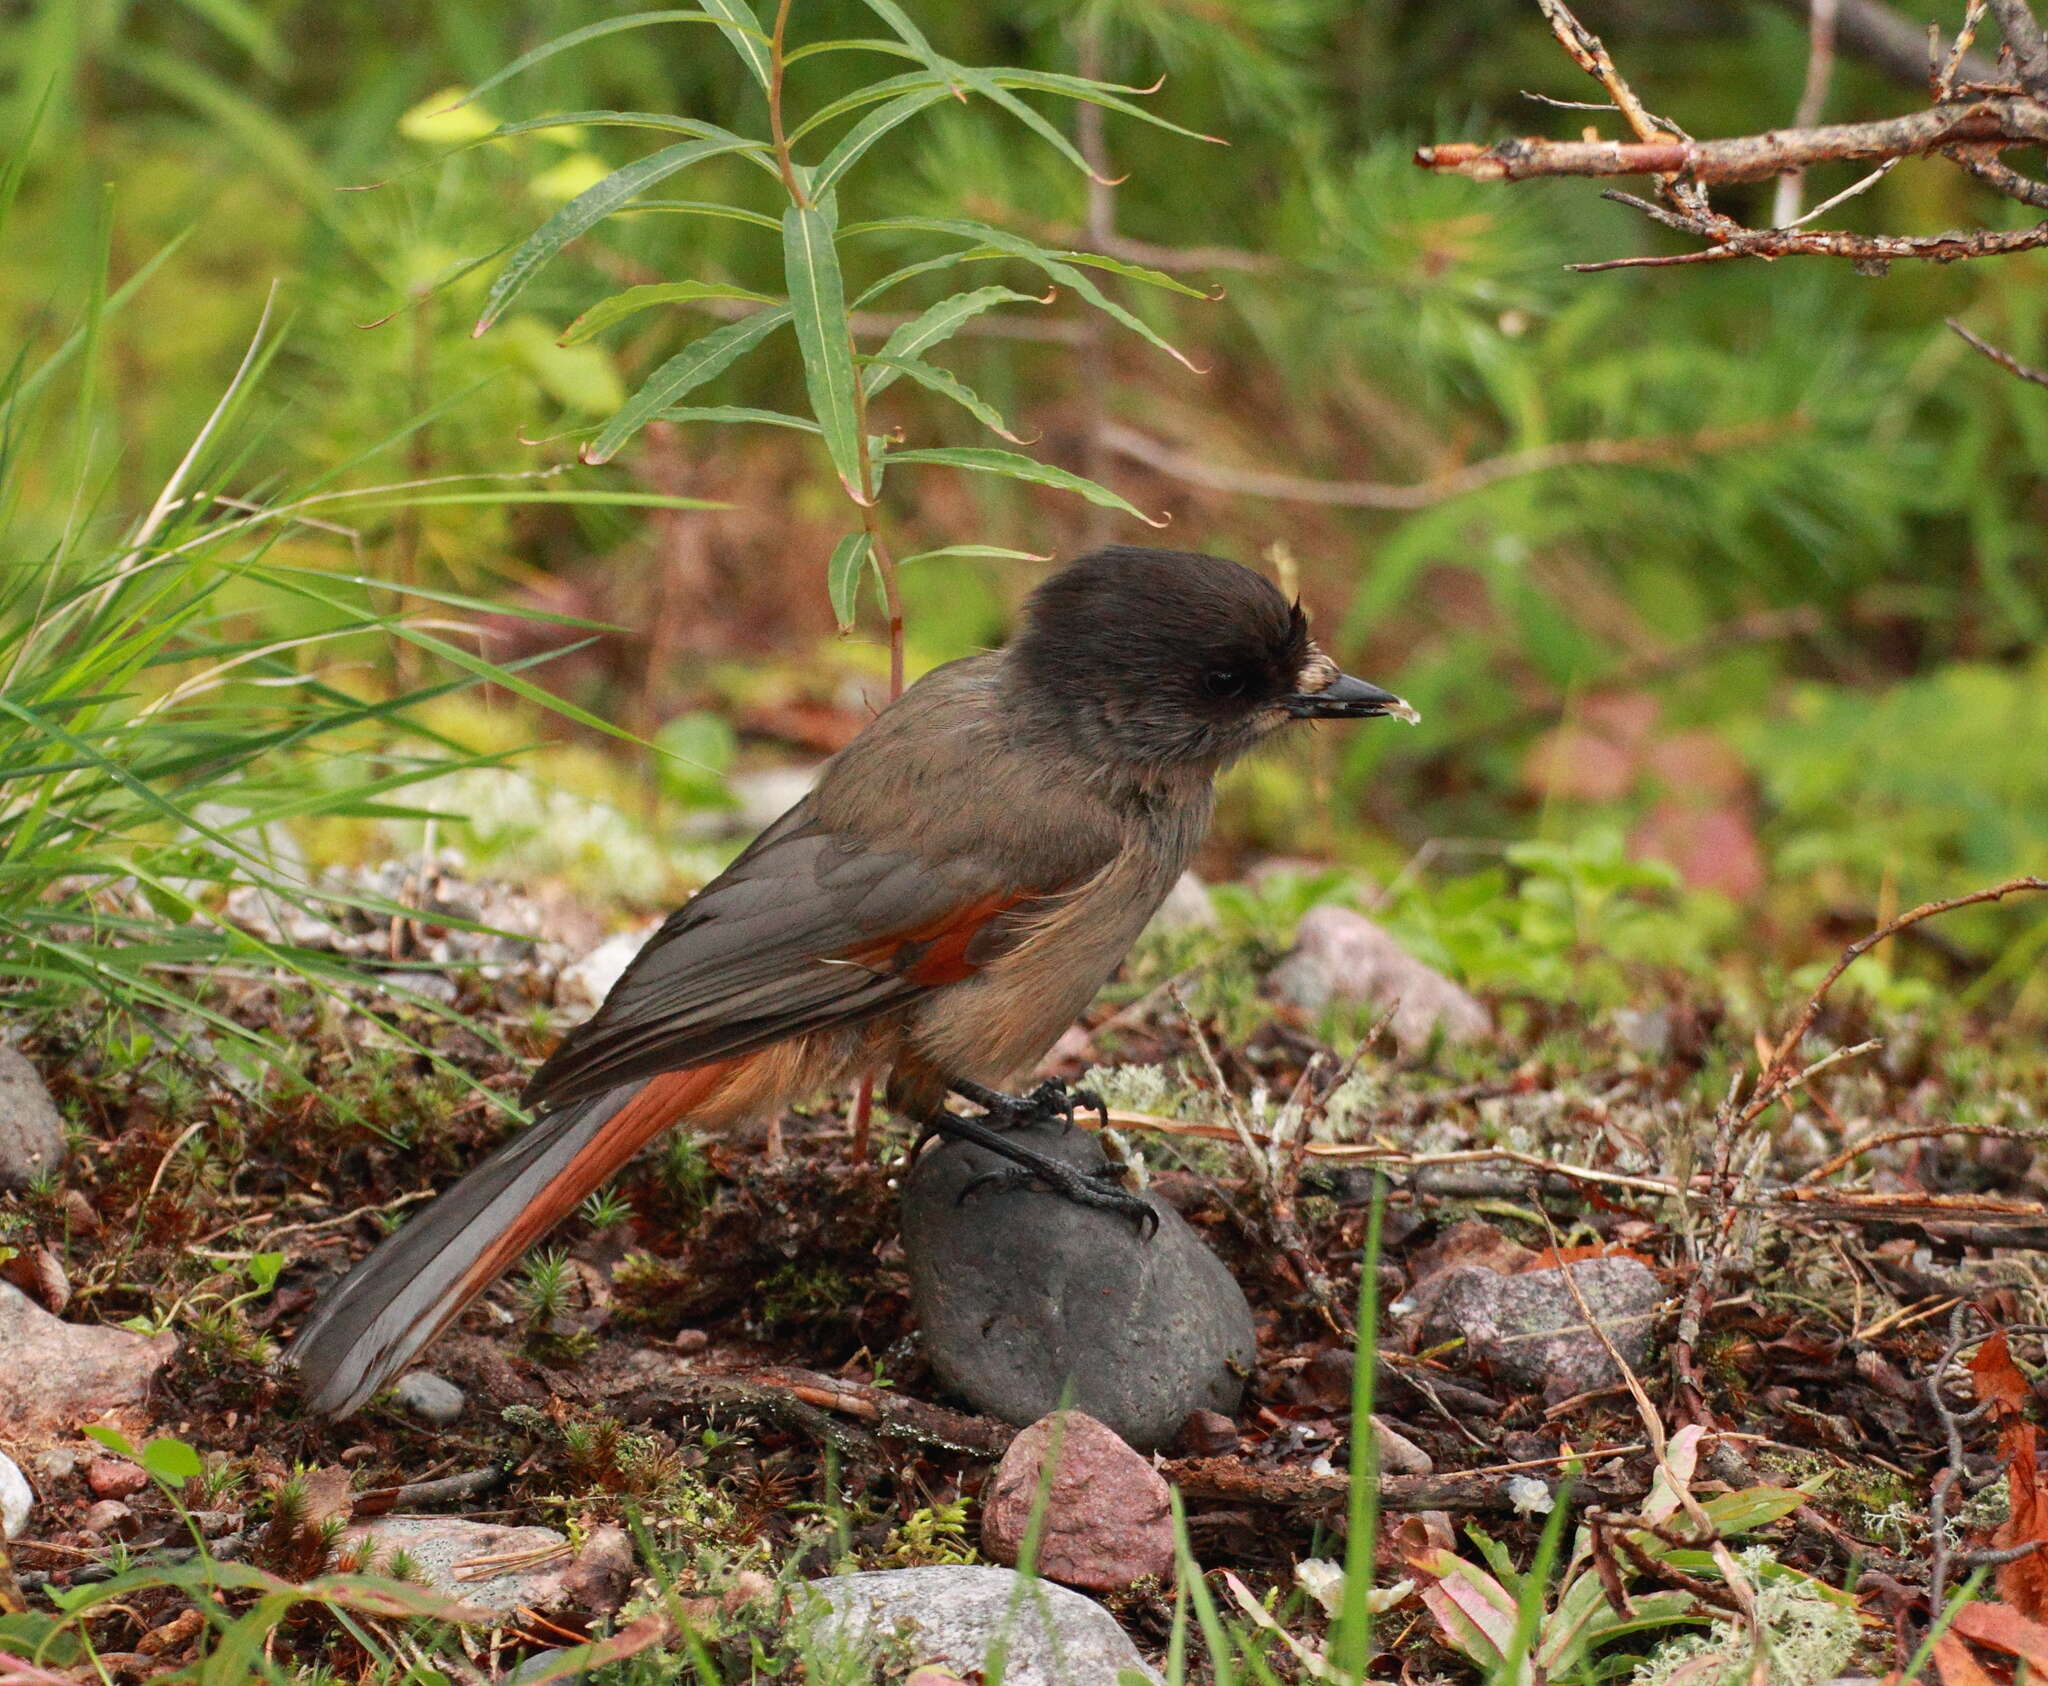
[1282,672,1420,724]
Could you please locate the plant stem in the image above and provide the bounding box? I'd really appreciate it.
[767,0,809,209]
[856,473,905,700]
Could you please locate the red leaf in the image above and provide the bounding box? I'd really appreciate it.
[1952,1600,2048,1669]
[1971,1332,2030,1420]
[1931,1631,2001,1686]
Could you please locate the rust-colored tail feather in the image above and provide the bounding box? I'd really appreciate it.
[286,1063,731,1417]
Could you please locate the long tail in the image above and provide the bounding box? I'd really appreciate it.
[286,1062,736,1417]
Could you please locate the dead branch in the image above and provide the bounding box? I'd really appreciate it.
[1415,0,2048,270]
[1098,415,1793,511]
[621,1363,1011,1455]
[1161,1454,1648,1516]
[1416,98,2048,185]
[1759,877,2048,1084]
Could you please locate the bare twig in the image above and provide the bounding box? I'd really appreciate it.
[1760,877,2048,1079]
[1949,318,2048,386]
[1774,0,1842,226]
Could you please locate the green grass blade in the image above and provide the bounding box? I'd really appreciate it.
[455,13,740,110]
[476,136,768,337]
[885,445,1162,525]
[581,307,791,464]
[1330,1186,1384,1682]
[782,204,868,501]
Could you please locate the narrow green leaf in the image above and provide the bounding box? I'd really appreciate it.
[859,0,1101,179]
[456,13,741,110]
[414,111,781,180]
[789,65,1210,146]
[782,205,869,502]
[843,216,1200,370]
[583,308,791,464]
[780,36,923,66]
[899,544,1051,566]
[885,446,1164,525]
[865,285,1047,393]
[1045,248,1216,301]
[976,68,1225,146]
[621,199,781,231]
[863,354,1026,441]
[659,404,820,432]
[477,136,766,336]
[812,86,953,195]
[826,532,875,631]
[698,0,772,90]
[559,280,779,345]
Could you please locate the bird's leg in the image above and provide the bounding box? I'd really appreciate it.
[948,1075,1108,1134]
[920,1105,1157,1237]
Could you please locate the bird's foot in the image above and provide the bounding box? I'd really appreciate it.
[950,1075,1107,1134]
[926,1108,1157,1237]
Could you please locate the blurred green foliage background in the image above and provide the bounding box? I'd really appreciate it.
[4,0,2044,1020]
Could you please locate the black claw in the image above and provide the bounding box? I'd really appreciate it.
[929,1104,1157,1236]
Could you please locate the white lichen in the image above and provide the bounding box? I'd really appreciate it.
[1630,1549,1859,1686]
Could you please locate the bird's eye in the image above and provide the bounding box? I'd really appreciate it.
[1203,667,1253,699]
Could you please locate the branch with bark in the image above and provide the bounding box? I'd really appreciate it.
[1416,0,2048,272]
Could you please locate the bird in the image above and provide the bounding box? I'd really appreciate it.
[286,545,1417,1416]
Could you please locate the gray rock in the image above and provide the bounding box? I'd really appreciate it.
[805,1566,1163,1686]
[728,764,820,834]
[0,1282,176,1435]
[1611,1007,1672,1059]
[0,1451,32,1539]
[903,1120,1254,1451]
[1370,1416,1434,1476]
[1267,907,1491,1054]
[1145,872,1218,935]
[391,1370,466,1426]
[0,1043,64,1190]
[557,919,662,1010]
[1417,1258,1666,1402]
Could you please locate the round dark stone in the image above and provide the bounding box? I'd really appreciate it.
[902,1119,1256,1451]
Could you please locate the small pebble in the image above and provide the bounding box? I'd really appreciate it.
[0,1043,65,1191]
[391,1370,466,1426]
[87,1457,149,1500]
[82,1499,137,1537]
[673,1328,710,1354]
[981,1411,1174,1592]
[0,1451,32,1539]
[1175,1409,1240,1456]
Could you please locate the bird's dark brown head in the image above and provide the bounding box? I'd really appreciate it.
[1003,546,1416,771]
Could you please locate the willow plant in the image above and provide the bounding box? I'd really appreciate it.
[452,0,1218,696]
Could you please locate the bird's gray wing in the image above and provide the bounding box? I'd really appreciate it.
[523,797,1052,1112]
